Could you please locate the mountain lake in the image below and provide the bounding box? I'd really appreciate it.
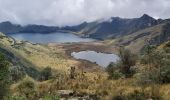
[8,32,95,43]
[71,51,119,67]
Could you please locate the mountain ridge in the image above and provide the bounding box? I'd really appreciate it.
[0,14,169,42]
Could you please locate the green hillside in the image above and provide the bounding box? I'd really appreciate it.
[0,32,73,78]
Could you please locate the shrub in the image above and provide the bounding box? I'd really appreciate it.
[139,45,170,84]
[70,66,76,79]
[0,53,10,99]
[106,63,124,80]
[118,47,138,77]
[10,66,26,83]
[42,94,60,100]
[40,67,52,81]
[17,77,38,99]
[5,95,27,100]
[112,88,162,100]
[106,63,118,75]
[109,70,124,80]
[112,91,147,100]
[136,67,160,85]
[161,66,170,83]
[106,47,137,79]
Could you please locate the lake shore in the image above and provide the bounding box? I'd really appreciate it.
[48,41,118,71]
[48,41,118,55]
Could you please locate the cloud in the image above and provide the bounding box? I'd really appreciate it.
[0,0,169,26]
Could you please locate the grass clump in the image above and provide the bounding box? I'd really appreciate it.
[113,86,162,100]
[16,77,38,99]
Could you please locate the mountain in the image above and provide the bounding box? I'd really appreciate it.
[0,22,61,34]
[0,21,22,33]
[107,20,170,53]
[0,14,158,34]
[19,25,59,33]
[0,14,167,41]
[62,22,88,32]
[74,14,160,39]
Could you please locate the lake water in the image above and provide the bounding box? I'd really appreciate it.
[71,51,119,67]
[8,32,95,43]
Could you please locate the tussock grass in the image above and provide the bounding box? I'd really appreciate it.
[0,33,74,73]
[1,32,170,99]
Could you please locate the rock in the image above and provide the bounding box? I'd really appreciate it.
[57,90,75,97]
[147,98,153,100]
[57,90,98,100]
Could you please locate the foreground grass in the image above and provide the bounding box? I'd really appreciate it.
[9,72,170,100]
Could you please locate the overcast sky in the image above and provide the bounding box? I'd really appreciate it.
[0,0,170,26]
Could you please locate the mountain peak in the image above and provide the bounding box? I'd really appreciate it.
[1,21,12,25]
[140,14,155,20]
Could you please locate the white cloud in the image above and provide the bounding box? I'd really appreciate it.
[0,0,170,26]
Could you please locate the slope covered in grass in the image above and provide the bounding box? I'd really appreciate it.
[0,32,78,78]
[107,22,170,53]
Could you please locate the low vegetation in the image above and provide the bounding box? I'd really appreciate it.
[0,53,10,100]
[0,33,170,99]
[106,47,137,79]
[106,45,170,99]
[39,67,52,81]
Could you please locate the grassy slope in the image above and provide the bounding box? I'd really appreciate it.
[0,32,75,74]
[0,32,102,77]
[106,23,165,53]
[1,32,170,99]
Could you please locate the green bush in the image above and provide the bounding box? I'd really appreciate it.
[0,53,10,100]
[136,68,160,85]
[106,47,137,79]
[106,63,124,80]
[5,95,26,100]
[106,63,118,75]
[118,47,138,77]
[161,67,170,83]
[10,66,26,83]
[42,94,60,100]
[40,67,52,81]
[17,77,38,99]
[109,70,124,80]
[139,45,170,84]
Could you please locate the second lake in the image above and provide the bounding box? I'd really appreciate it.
[71,51,119,67]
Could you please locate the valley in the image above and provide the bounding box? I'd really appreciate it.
[1,31,170,100]
[1,14,170,100]
[0,32,103,73]
[1,14,170,54]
